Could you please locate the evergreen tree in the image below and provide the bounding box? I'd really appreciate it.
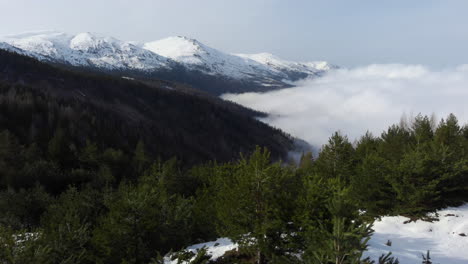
[0,225,51,264]
[132,140,149,178]
[39,187,99,264]
[93,160,194,264]
[351,132,393,214]
[314,132,355,183]
[302,181,373,264]
[213,147,299,264]
[411,114,434,148]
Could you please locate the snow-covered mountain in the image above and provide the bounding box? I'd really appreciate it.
[0,31,172,71]
[0,31,336,94]
[0,41,39,58]
[237,52,337,80]
[143,36,285,82]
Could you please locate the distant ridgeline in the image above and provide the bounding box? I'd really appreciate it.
[0,31,336,95]
[0,49,293,192]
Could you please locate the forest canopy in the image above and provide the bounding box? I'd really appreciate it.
[1,112,467,264]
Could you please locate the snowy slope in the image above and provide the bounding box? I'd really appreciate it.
[143,36,286,82]
[364,204,468,264]
[0,31,335,91]
[0,42,22,53]
[0,41,41,58]
[0,31,172,71]
[237,52,337,80]
[164,204,468,264]
[164,238,237,264]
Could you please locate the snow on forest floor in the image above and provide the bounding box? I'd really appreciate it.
[165,204,468,264]
[364,204,468,264]
[163,237,238,264]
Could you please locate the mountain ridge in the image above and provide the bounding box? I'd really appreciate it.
[0,49,293,168]
[0,31,336,94]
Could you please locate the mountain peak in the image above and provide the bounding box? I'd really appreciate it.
[143,36,209,63]
[70,32,120,52]
[0,31,170,70]
[238,52,284,65]
[0,30,336,92]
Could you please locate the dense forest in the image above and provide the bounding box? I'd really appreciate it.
[1,107,467,263]
[0,50,293,169]
[0,47,467,264]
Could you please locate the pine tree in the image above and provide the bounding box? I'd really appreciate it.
[132,140,149,177]
[213,147,299,264]
[0,225,51,264]
[351,132,395,214]
[411,114,434,148]
[302,182,373,264]
[299,152,314,170]
[314,132,355,183]
[93,160,194,264]
[40,187,95,264]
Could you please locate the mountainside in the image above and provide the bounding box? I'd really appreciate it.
[237,52,337,81]
[143,36,286,83]
[0,49,293,171]
[0,31,173,71]
[0,31,335,95]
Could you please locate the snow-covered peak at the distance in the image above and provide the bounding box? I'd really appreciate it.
[143,36,282,80]
[1,31,71,58]
[0,31,335,87]
[0,31,171,70]
[70,32,118,52]
[144,36,208,65]
[238,52,337,79]
[0,41,28,54]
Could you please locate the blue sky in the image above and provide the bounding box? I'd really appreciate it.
[1,0,468,67]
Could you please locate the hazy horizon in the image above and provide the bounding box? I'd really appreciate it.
[2,0,468,67]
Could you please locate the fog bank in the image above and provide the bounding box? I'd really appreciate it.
[223,64,468,147]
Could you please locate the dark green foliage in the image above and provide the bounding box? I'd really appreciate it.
[297,177,373,264]
[211,147,301,263]
[0,49,293,191]
[0,185,51,229]
[344,114,468,216]
[91,160,196,264]
[39,187,103,264]
[314,132,355,182]
[0,226,51,264]
[3,49,468,264]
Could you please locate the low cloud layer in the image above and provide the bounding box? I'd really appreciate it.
[222,64,468,148]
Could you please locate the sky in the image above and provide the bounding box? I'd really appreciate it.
[2,0,468,67]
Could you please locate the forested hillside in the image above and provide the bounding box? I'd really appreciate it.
[0,49,294,191]
[1,112,467,263]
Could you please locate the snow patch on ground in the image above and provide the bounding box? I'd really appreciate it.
[364,204,468,264]
[163,205,468,264]
[164,238,237,264]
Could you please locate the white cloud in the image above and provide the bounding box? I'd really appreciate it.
[222,64,468,147]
